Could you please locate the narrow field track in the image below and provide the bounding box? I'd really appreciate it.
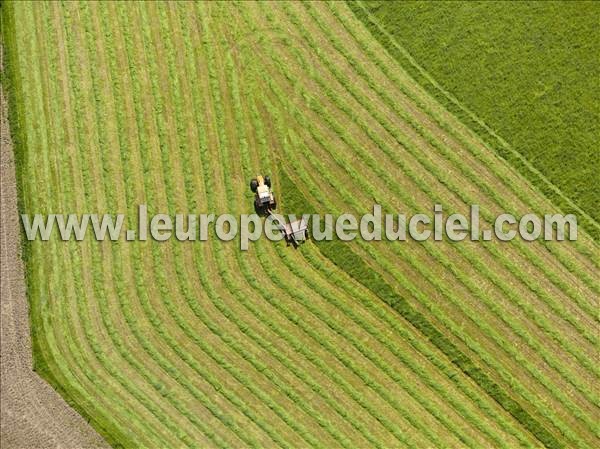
[2,2,598,448]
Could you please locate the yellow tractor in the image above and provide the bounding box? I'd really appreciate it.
[250,175,277,214]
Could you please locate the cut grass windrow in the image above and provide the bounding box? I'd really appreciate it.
[232,6,536,444]
[143,4,356,446]
[216,4,502,444]
[262,85,596,446]
[282,167,566,449]
[40,4,190,446]
[197,7,436,444]
[85,4,269,447]
[234,9,536,449]
[102,3,325,446]
[65,3,240,447]
[11,3,183,447]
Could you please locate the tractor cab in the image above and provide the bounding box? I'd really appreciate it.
[250,175,276,214]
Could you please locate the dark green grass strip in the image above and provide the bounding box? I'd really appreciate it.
[280,168,564,449]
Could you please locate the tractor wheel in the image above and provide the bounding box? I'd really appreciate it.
[264,176,271,187]
[250,178,258,192]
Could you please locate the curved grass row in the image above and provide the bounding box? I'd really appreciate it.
[309,2,597,304]
[130,2,478,444]
[330,2,599,270]
[236,8,544,446]
[189,5,492,446]
[98,2,356,444]
[149,5,375,446]
[12,3,192,447]
[233,7,540,448]
[62,2,253,445]
[258,91,590,448]
[196,6,446,444]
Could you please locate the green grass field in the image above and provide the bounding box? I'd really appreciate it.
[2,1,598,448]
[351,0,600,238]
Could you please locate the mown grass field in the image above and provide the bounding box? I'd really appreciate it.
[351,0,600,236]
[2,1,599,448]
